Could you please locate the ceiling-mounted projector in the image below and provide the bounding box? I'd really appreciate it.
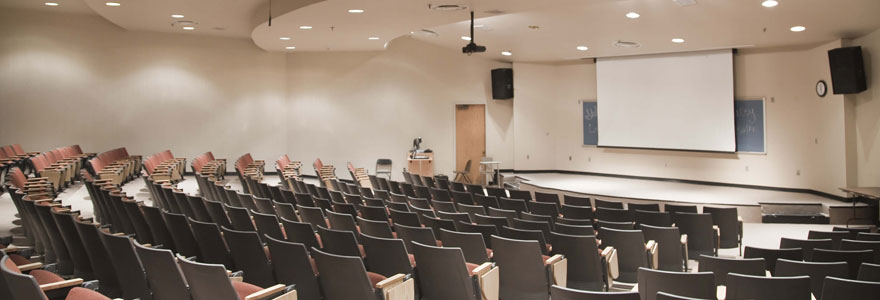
[462,11,485,55]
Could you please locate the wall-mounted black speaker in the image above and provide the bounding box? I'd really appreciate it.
[491,68,513,100]
[828,46,867,95]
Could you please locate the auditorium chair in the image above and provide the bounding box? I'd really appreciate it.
[724,273,810,300]
[561,204,595,220]
[411,241,498,300]
[674,212,719,257]
[473,213,511,232]
[72,219,121,297]
[48,210,94,280]
[311,247,414,300]
[628,203,660,212]
[780,237,833,260]
[264,235,321,300]
[407,197,431,209]
[487,207,518,225]
[316,226,363,257]
[465,183,484,196]
[491,235,567,300]
[434,176,450,190]
[551,286,639,300]
[221,227,276,288]
[177,258,295,300]
[279,218,322,253]
[252,211,285,241]
[635,210,673,227]
[859,263,880,282]
[432,200,458,213]
[440,229,492,264]
[187,218,235,269]
[808,230,849,249]
[856,232,880,241]
[357,217,394,238]
[528,201,561,218]
[637,268,715,300]
[437,211,471,226]
[507,189,532,201]
[501,226,552,256]
[839,239,880,263]
[429,187,452,202]
[474,194,500,209]
[640,224,688,271]
[2,255,104,300]
[599,227,657,283]
[97,230,152,300]
[388,209,421,227]
[162,210,201,258]
[697,255,765,286]
[393,224,439,253]
[550,232,617,291]
[811,248,874,278]
[133,241,191,300]
[360,234,413,279]
[535,191,562,208]
[595,199,624,209]
[486,187,507,199]
[556,217,594,227]
[743,246,803,275]
[511,218,553,240]
[451,190,475,205]
[32,200,75,275]
[596,220,635,231]
[563,195,591,207]
[596,207,633,223]
[820,276,880,300]
[775,258,848,296]
[554,223,594,236]
[456,203,487,220]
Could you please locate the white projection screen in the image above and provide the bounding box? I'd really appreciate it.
[596,49,735,152]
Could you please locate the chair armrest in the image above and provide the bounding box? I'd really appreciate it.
[377,274,415,300]
[680,234,689,268]
[245,284,286,300]
[545,254,567,287]
[712,225,720,254]
[737,216,744,239]
[18,262,43,272]
[472,262,499,300]
[40,278,84,291]
[645,240,658,269]
[601,247,619,280]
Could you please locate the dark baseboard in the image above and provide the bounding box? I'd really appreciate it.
[507,169,847,202]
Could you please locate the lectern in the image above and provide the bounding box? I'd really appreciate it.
[407,152,434,177]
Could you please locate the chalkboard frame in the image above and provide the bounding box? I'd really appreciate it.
[734,97,767,154]
[581,99,598,147]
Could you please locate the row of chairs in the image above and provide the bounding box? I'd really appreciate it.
[28,145,91,193]
[191,151,226,181]
[86,147,140,186]
[235,153,265,194]
[312,158,337,188]
[274,154,302,188]
[142,150,186,182]
[0,144,40,174]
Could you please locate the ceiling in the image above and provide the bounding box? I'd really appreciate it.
[6,0,880,62]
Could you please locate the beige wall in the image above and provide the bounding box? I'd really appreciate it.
[850,29,880,186]
[0,8,513,179]
[513,40,853,196]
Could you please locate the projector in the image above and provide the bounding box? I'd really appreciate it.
[462,42,486,55]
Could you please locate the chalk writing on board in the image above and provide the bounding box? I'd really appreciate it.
[734,99,765,153]
[583,102,598,145]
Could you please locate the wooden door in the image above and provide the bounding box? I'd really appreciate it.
[455,104,486,184]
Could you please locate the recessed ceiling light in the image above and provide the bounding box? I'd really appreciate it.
[368,37,380,40]
[762,0,779,8]
[625,12,640,19]
[461,36,472,41]
[182,26,195,30]
[279,37,291,40]
[105,2,120,6]
[348,9,364,13]
[501,51,512,56]
[299,26,312,30]
[790,26,806,32]
[671,38,685,43]
[44,2,59,6]
[576,46,589,51]
[171,14,184,19]
[285,46,296,50]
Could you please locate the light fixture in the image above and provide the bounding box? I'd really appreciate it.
[368,37,380,40]
[461,36,472,41]
[348,9,364,13]
[44,2,59,6]
[171,14,184,18]
[299,26,312,29]
[576,46,589,51]
[182,26,195,30]
[279,37,291,40]
[790,26,806,32]
[762,0,779,8]
[671,38,685,43]
[501,51,512,56]
[105,2,121,6]
[625,12,640,19]
[285,46,296,50]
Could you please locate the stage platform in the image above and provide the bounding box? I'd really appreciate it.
[510,172,874,224]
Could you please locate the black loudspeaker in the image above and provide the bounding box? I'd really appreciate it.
[491,68,513,100]
[828,46,867,94]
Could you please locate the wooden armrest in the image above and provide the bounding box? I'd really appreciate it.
[546,254,567,287]
[376,273,406,289]
[18,262,43,272]
[645,240,658,269]
[680,234,689,267]
[377,273,414,300]
[601,247,619,280]
[471,262,494,277]
[40,278,84,291]
[474,263,499,300]
[245,284,286,300]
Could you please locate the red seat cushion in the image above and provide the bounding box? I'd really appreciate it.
[9,254,30,265]
[542,255,551,266]
[465,263,480,275]
[358,245,366,258]
[65,287,111,300]
[232,280,263,300]
[367,272,387,288]
[31,270,64,285]
[310,257,318,275]
[407,254,415,267]
[486,248,494,259]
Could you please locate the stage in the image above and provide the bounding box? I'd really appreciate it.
[510,172,874,224]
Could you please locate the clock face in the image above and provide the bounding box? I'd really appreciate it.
[817,80,827,97]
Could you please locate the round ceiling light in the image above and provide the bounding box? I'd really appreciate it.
[348,9,364,13]
[461,36,471,41]
[44,2,59,6]
[368,37,380,40]
[626,12,640,19]
[614,40,641,48]
[790,26,806,32]
[576,46,589,51]
[671,38,685,43]
[279,37,291,40]
[182,26,195,30]
[171,14,184,18]
[105,2,120,6]
[285,46,296,50]
[299,26,312,29]
[501,51,512,56]
[762,0,779,8]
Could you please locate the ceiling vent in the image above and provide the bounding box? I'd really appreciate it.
[418,29,440,37]
[614,40,641,48]
[484,9,505,14]
[428,4,468,11]
[672,0,697,6]
[171,20,198,28]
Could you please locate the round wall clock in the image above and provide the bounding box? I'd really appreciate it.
[816,80,828,97]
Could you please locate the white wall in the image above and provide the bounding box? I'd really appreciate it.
[850,29,880,186]
[514,41,852,196]
[0,8,513,179]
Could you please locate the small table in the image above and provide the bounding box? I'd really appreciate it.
[839,187,880,226]
[479,161,501,187]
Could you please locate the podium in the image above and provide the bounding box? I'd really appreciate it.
[407,152,434,177]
